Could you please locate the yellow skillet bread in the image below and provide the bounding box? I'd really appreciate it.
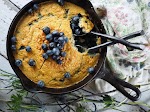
[13,1,100,88]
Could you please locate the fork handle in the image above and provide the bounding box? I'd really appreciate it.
[90,31,143,50]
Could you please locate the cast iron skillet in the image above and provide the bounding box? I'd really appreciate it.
[7,0,141,101]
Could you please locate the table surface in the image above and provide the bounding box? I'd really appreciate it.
[0,0,150,112]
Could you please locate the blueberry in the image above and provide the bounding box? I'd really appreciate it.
[28,59,36,66]
[42,53,49,59]
[46,34,53,41]
[33,4,38,11]
[26,46,31,52]
[58,37,66,46]
[52,55,57,60]
[19,46,25,50]
[41,44,48,51]
[28,8,33,14]
[58,37,64,43]
[53,37,58,42]
[11,45,16,51]
[75,28,82,35]
[61,51,66,57]
[59,32,64,36]
[57,43,63,49]
[78,13,82,17]
[52,48,60,55]
[55,49,60,56]
[57,59,62,64]
[64,72,71,78]
[64,37,68,43]
[46,50,53,56]
[59,78,65,82]
[43,27,50,35]
[11,36,17,44]
[71,23,78,30]
[49,42,56,48]
[88,67,94,74]
[52,30,59,36]
[37,80,45,88]
[60,41,66,46]
[57,0,65,6]
[15,59,22,67]
[72,16,80,23]
[55,55,60,60]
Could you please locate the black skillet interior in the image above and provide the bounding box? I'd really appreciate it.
[7,0,107,94]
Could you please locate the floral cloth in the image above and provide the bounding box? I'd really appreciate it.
[90,0,150,93]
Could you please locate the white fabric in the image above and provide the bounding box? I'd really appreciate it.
[90,0,150,93]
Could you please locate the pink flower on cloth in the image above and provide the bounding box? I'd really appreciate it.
[106,5,142,37]
[114,7,128,26]
[107,7,128,26]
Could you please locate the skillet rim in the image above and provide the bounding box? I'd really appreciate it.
[6,0,107,94]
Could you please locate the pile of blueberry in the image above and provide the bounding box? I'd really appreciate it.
[42,26,68,64]
[28,4,39,14]
[11,36,17,51]
[70,14,83,35]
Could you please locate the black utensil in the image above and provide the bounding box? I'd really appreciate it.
[74,31,144,50]
[88,30,145,50]
[76,30,144,52]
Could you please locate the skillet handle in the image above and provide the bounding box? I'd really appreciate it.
[99,61,141,101]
